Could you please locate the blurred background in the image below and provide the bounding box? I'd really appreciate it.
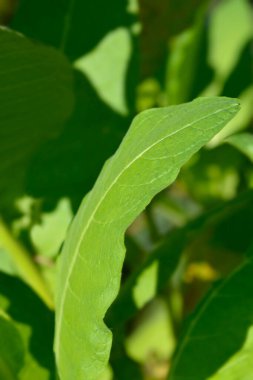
[0,1,252,379]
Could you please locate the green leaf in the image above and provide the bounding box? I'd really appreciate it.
[0,273,55,379]
[55,97,239,380]
[26,70,128,211]
[168,246,253,380]
[226,133,253,163]
[0,314,25,380]
[0,27,73,214]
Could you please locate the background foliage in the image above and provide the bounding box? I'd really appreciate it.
[0,0,252,379]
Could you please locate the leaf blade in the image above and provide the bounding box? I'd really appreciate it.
[55,97,240,380]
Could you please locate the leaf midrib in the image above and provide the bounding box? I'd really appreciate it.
[55,104,236,355]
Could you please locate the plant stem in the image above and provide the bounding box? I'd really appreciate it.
[0,219,54,310]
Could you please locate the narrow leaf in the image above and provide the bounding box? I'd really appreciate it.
[168,247,253,380]
[55,97,239,380]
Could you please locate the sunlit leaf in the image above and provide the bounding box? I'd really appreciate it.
[74,28,132,116]
[55,97,239,379]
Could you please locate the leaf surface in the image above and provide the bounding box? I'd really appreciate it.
[55,97,239,380]
[0,27,73,213]
[11,0,130,60]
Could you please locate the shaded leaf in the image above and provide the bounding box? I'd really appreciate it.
[11,0,131,60]
[0,273,55,379]
[55,97,239,379]
[226,133,253,163]
[108,190,253,328]
[74,28,132,116]
[0,314,25,380]
[0,27,73,215]
[168,245,253,380]
[221,39,253,98]
[26,71,128,211]
[209,326,253,380]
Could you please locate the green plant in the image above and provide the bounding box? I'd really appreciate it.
[0,1,253,380]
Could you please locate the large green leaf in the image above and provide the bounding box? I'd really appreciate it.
[11,0,130,60]
[55,97,239,380]
[168,246,253,380]
[0,314,25,380]
[26,71,128,211]
[0,27,73,214]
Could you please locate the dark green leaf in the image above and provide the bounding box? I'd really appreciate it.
[168,246,253,380]
[11,0,131,60]
[0,273,55,379]
[108,190,253,327]
[0,27,73,214]
[0,314,25,380]
[226,133,253,163]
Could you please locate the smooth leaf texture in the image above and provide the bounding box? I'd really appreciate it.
[26,70,128,211]
[168,246,253,380]
[0,27,73,214]
[55,97,239,380]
